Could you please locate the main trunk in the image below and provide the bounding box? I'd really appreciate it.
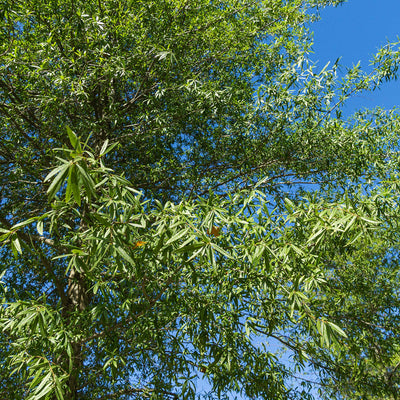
[63,268,89,400]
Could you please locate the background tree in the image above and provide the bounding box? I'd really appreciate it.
[0,0,400,399]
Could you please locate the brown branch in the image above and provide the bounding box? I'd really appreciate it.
[122,58,157,111]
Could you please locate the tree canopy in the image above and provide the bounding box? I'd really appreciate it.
[0,0,400,399]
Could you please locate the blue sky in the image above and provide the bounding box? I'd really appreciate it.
[311,0,400,112]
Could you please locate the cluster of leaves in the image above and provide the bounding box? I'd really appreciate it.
[1,0,400,399]
[1,130,398,399]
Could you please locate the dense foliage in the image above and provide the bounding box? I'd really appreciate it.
[0,0,399,399]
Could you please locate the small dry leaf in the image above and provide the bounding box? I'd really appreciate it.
[133,241,146,248]
[207,226,220,237]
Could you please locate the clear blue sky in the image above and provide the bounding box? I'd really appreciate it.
[311,0,400,112]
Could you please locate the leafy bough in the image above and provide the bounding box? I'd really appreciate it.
[0,131,387,400]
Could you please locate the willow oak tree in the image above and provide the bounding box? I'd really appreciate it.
[1,0,400,399]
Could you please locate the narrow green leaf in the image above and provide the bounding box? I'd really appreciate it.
[93,281,100,294]
[359,215,380,225]
[165,228,190,246]
[71,165,81,206]
[76,164,96,198]
[307,228,325,244]
[37,220,44,236]
[115,246,135,266]
[100,140,119,157]
[99,139,109,156]
[47,163,70,200]
[12,217,38,229]
[343,214,357,233]
[12,237,22,254]
[33,373,54,399]
[43,163,68,183]
[0,232,11,242]
[65,166,73,203]
[29,368,45,388]
[210,243,232,259]
[54,376,65,400]
[175,242,204,253]
[66,126,82,153]
[326,321,348,338]
[31,371,51,395]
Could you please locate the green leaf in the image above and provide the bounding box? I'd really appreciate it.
[46,163,70,200]
[54,376,65,400]
[175,242,204,253]
[0,232,11,242]
[12,237,22,255]
[43,162,69,183]
[32,371,53,399]
[326,321,348,338]
[210,243,232,259]
[99,139,109,156]
[165,228,190,246]
[100,140,119,157]
[37,220,44,236]
[66,126,82,153]
[29,368,45,388]
[70,164,81,205]
[76,163,96,198]
[12,217,38,230]
[115,246,135,266]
